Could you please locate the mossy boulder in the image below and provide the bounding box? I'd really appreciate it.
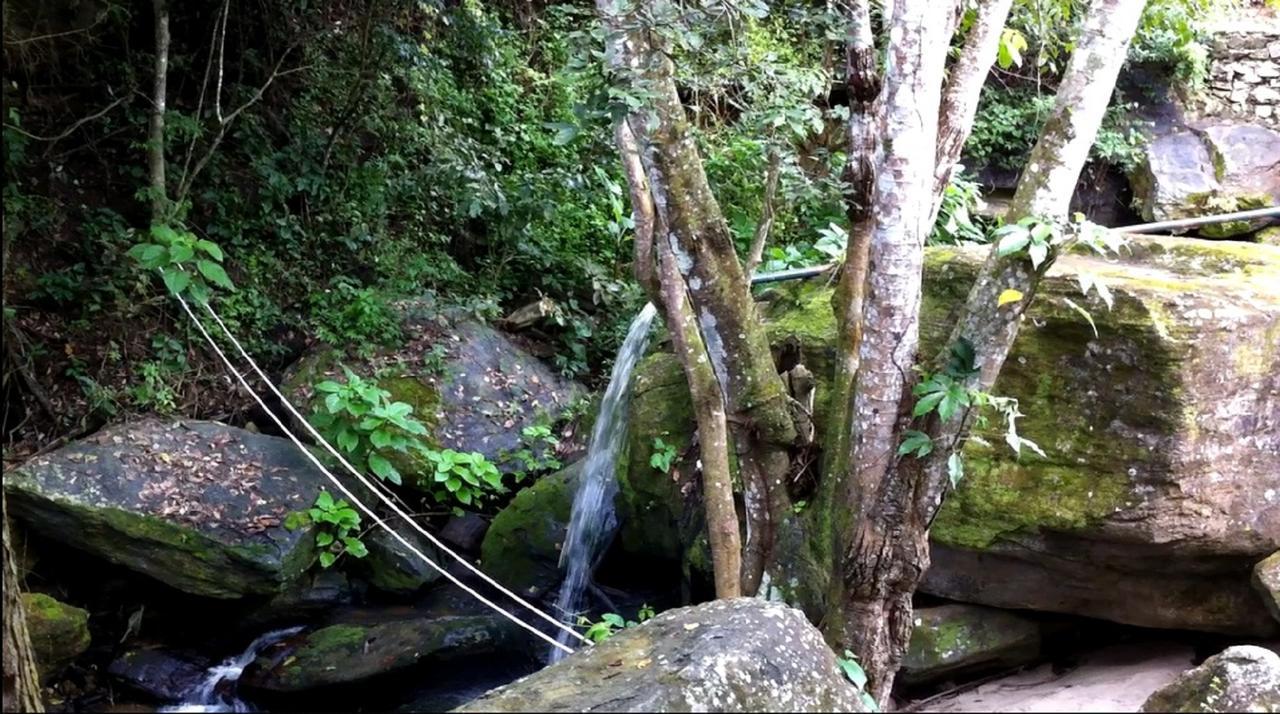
[1258,226,1280,247]
[4,419,327,598]
[281,303,584,489]
[24,592,90,680]
[622,238,1280,635]
[1129,123,1280,238]
[243,613,517,693]
[359,528,444,596]
[1140,645,1280,713]
[479,461,582,598]
[457,598,869,713]
[1256,552,1280,624]
[901,605,1041,685]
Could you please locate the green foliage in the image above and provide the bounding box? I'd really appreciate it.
[309,367,432,487]
[285,490,367,569]
[309,277,403,355]
[649,437,678,473]
[128,225,234,303]
[835,650,879,711]
[502,424,563,483]
[929,172,990,246]
[579,604,656,643]
[423,448,505,511]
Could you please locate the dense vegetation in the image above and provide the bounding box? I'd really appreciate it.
[1,0,1215,453]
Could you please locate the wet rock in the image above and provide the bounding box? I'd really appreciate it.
[901,605,1041,685]
[1129,123,1280,238]
[479,461,582,598]
[4,419,329,598]
[1256,552,1280,623]
[249,570,356,627]
[1140,645,1280,712]
[440,513,490,554]
[243,613,517,692]
[623,238,1280,635]
[281,305,584,483]
[361,528,444,596]
[108,647,209,702]
[24,592,90,680]
[457,598,868,713]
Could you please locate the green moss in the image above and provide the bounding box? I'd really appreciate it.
[23,592,90,679]
[479,462,580,596]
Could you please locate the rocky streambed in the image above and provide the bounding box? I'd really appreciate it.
[5,237,1279,712]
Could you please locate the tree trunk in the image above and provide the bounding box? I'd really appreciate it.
[929,0,1016,226]
[595,0,797,596]
[3,496,43,713]
[828,0,953,703]
[148,0,170,222]
[744,148,782,277]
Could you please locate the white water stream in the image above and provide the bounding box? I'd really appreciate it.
[160,626,303,713]
[548,302,657,661]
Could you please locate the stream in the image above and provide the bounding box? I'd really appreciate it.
[160,627,303,713]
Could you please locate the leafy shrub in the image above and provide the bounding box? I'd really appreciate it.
[285,490,368,569]
[309,277,403,354]
[929,172,990,245]
[128,224,234,302]
[580,604,656,643]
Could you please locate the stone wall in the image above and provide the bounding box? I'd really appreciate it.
[1199,21,1280,123]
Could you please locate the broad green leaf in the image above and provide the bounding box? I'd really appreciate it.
[169,243,195,263]
[195,239,224,260]
[162,269,191,296]
[342,537,369,558]
[196,259,234,290]
[319,551,337,568]
[995,228,1030,257]
[368,452,401,485]
[369,429,393,449]
[316,531,335,547]
[1028,242,1049,269]
[336,429,359,453]
[897,430,933,458]
[315,490,335,510]
[913,391,945,417]
[947,452,965,487]
[315,380,344,393]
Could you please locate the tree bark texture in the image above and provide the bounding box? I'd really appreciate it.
[827,0,953,704]
[148,0,170,222]
[3,496,43,713]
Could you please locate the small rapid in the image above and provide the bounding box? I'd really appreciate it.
[548,302,657,661]
[160,626,303,713]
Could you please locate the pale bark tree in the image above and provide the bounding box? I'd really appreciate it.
[826,0,1148,702]
[148,0,170,222]
[3,496,43,713]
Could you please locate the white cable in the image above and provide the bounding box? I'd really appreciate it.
[192,292,587,644]
[171,291,577,654]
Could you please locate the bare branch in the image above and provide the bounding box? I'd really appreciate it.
[744,148,782,277]
[2,94,128,142]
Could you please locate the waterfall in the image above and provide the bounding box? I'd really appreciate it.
[161,626,303,713]
[549,302,658,661]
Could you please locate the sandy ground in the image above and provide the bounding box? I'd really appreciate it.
[915,642,1197,713]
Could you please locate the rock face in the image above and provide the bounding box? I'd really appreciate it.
[1129,123,1280,238]
[456,598,868,713]
[282,304,583,482]
[360,528,444,596]
[479,461,581,597]
[4,419,327,598]
[244,613,517,692]
[901,605,1041,685]
[622,238,1280,635]
[24,592,90,680]
[1140,645,1280,713]
[1257,552,1280,623]
[108,647,210,702]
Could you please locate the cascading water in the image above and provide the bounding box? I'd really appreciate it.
[161,626,303,713]
[549,302,658,661]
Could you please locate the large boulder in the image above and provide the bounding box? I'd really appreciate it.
[108,647,210,702]
[901,605,1041,685]
[244,612,518,693]
[456,598,869,713]
[360,528,445,596]
[24,592,90,680]
[621,238,1280,635]
[479,461,582,598]
[282,304,584,484]
[1129,123,1280,238]
[1140,645,1280,713]
[4,419,328,598]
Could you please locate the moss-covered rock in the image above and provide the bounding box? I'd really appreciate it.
[280,304,584,490]
[1258,226,1280,247]
[622,237,1280,635]
[1140,645,1280,713]
[24,592,90,680]
[243,614,516,693]
[457,598,869,713]
[1129,123,1280,238]
[479,461,582,598]
[901,605,1040,685]
[1255,552,1280,624]
[359,528,444,596]
[4,419,327,598]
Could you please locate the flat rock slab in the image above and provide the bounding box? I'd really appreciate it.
[902,605,1041,685]
[5,419,327,598]
[457,598,869,713]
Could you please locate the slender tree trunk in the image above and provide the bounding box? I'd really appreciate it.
[929,0,1016,226]
[827,0,953,703]
[3,496,43,713]
[596,0,797,596]
[149,0,170,222]
[744,148,782,277]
